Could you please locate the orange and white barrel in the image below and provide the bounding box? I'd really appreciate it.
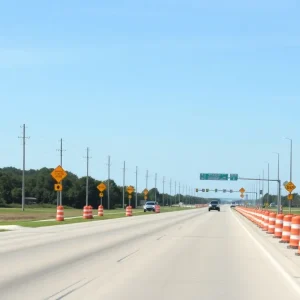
[274,214,284,238]
[155,205,160,213]
[98,205,104,217]
[56,205,64,221]
[288,216,300,249]
[259,210,265,228]
[280,215,293,243]
[126,206,132,217]
[296,240,300,256]
[83,206,90,219]
[267,212,276,234]
[263,211,270,231]
[88,205,93,219]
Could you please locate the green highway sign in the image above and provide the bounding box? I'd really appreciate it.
[230,174,238,181]
[200,173,239,181]
[200,173,228,181]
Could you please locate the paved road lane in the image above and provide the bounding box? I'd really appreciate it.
[1,206,300,299]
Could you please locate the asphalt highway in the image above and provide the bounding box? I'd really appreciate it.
[1,206,300,300]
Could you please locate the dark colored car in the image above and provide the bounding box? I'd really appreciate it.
[209,200,220,212]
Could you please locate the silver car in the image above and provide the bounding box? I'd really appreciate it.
[143,201,156,212]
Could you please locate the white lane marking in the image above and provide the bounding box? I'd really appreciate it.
[117,250,140,263]
[231,209,300,296]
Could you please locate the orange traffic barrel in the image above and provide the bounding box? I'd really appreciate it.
[126,205,132,217]
[267,212,276,234]
[259,210,265,228]
[255,210,261,226]
[274,214,284,238]
[296,240,300,256]
[56,205,64,221]
[260,210,265,229]
[280,214,293,243]
[155,205,160,213]
[98,205,104,217]
[288,216,300,249]
[263,211,270,231]
[88,205,93,219]
[83,206,90,219]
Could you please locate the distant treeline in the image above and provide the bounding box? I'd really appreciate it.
[0,167,209,209]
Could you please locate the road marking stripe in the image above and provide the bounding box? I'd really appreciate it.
[117,250,140,263]
[231,209,300,296]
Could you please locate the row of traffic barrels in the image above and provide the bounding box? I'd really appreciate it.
[195,204,209,208]
[235,207,300,256]
[56,204,161,221]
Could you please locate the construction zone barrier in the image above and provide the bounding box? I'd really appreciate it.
[155,205,160,213]
[267,212,276,234]
[195,204,207,208]
[296,240,300,256]
[263,211,270,231]
[280,214,292,243]
[56,205,64,221]
[234,206,300,257]
[98,205,104,217]
[287,216,300,249]
[89,206,94,219]
[274,214,284,238]
[126,206,132,217]
[83,205,93,219]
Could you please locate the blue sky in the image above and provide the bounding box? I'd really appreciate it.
[0,0,299,199]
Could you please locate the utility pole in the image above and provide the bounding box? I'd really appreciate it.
[123,161,126,209]
[179,182,181,204]
[84,147,91,206]
[285,138,292,213]
[274,152,281,214]
[146,170,149,189]
[170,179,172,206]
[162,176,166,206]
[107,156,111,210]
[186,184,188,205]
[259,175,261,206]
[135,166,138,208]
[262,170,264,205]
[18,124,29,211]
[267,163,270,205]
[175,181,177,205]
[56,138,65,206]
[154,173,157,204]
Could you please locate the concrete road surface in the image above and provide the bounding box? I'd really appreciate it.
[1,206,300,300]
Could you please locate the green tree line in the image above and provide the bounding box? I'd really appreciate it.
[0,167,209,208]
[261,193,300,207]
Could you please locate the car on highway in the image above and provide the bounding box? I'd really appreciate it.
[230,202,237,208]
[208,200,220,212]
[143,201,156,212]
